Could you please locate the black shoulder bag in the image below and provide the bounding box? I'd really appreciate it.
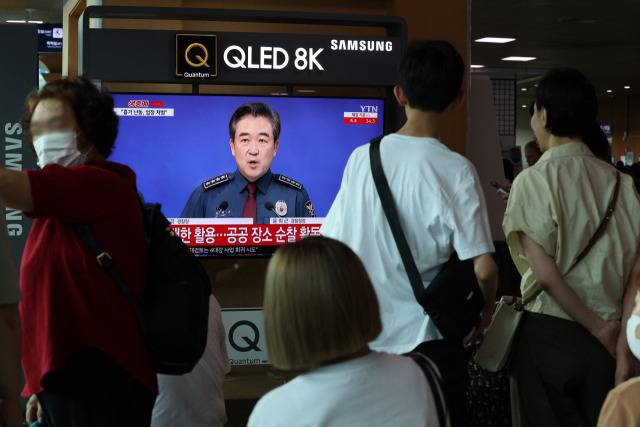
[72,166,211,375]
[369,135,484,341]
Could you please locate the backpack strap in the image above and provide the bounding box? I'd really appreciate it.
[71,223,147,337]
[71,164,149,337]
[405,351,449,427]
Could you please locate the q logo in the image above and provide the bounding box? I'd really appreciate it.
[185,43,210,68]
[229,320,261,352]
[176,34,217,78]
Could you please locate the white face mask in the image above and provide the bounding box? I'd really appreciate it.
[33,132,90,168]
[627,314,640,360]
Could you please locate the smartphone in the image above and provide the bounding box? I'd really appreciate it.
[490,181,510,195]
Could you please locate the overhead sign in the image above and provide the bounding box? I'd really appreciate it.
[221,308,269,365]
[176,34,217,78]
[84,29,402,86]
[38,23,63,53]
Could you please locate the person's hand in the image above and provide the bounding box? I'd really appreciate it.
[615,348,634,386]
[497,184,512,204]
[592,320,621,357]
[0,398,23,427]
[25,394,43,425]
[464,300,496,345]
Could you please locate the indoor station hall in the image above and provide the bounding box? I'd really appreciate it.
[1,0,639,426]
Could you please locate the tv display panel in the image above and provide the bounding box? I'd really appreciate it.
[110,94,385,219]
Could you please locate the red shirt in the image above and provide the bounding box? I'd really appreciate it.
[20,161,158,396]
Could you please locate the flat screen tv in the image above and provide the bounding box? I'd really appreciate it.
[110,93,385,254]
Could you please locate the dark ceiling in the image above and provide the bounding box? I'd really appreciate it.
[471,0,640,103]
[2,0,638,102]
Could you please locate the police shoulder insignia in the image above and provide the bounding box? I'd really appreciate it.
[276,174,303,190]
[202,173,233,190]
[305,200,316,217]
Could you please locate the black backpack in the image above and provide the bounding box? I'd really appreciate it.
[73,176,211,375]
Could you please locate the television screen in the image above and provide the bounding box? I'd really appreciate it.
[110,93,385,254]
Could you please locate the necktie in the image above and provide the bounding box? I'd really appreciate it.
[242,182,257,223]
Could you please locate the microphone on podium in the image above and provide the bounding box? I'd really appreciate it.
[264,201,276,214]
[215,201,229,217]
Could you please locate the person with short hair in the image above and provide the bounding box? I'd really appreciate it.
[180,102,315,222]
[321,39,497,426]
[524,140,542,167]
[0,197,22,427]
[248,236,444,426]
[503,67,640,426]
[0,75,157,426]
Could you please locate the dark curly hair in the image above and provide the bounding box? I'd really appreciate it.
[23,74,119,158]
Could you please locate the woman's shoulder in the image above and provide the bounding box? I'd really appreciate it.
[248,382,302,426]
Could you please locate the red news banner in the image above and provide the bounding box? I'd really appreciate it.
[168,218,324,256]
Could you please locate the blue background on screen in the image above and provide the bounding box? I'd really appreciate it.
[110,94,385,217]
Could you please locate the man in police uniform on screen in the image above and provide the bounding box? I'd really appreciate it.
[180,102,315,223]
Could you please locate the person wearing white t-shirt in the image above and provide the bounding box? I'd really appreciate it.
[151,294,230,427]
[248,237,446,427]
[321,40,498,427]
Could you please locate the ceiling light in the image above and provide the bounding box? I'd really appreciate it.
[502,56,536,62]
[28,20,43,24]
[521,88,528,91]
[475,37,515,44]
[470,65,485,69]
[296,89,316,93]
[624,86,631,89]
[6,20,27,23]
[522,105,528,108]
[606,90,613,93]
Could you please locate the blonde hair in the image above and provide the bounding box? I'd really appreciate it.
[264,237,382,370]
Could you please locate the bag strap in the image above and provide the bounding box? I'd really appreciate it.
[405,352,449,427]
[576,171,621,263]
[517,171,621,308]
[71,223,147,336]
[71,164,149,336]
[369,136,426,304]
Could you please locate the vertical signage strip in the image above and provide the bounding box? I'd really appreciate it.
[0,24,39,267]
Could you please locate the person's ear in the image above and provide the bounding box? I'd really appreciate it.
[450,90,465,110]
[540,106,548,127]
[229,138,236,157]
[393,85,408,106]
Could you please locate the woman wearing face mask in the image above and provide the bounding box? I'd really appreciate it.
[0,75,157,426]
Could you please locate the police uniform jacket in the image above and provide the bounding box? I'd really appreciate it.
[180,169,315,224]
